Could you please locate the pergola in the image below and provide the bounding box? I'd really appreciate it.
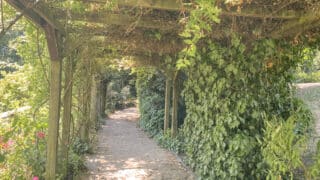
[3,0,320,179]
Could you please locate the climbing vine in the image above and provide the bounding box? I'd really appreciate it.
[182,35,313,179]
[176,1,316,178]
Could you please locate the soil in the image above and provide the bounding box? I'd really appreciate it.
[79,107,195,180]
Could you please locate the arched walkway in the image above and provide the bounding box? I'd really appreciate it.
[79,107,194,179]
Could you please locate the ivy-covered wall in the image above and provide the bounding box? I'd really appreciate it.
[182,38,313,179]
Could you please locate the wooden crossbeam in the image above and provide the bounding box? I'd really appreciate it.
[81,0,183,11]
[271,7,320,38]
[80,0,298,20]
[89,34,183,54]
[5,0,45,27]
[54,9,180,30]
[95,54,162,67]
[5,0,64,32]
[21,0,64,31]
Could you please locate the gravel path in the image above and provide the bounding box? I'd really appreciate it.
[79,107,194,180]
[296,83,320,165]
[296,83,320,89]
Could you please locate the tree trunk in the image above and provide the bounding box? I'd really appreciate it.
[171,72,178,138]
[44,24,62,180]
[164,77,172,132]
[60,56,74,178]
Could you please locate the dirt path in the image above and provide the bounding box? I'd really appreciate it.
[79,107,194,180]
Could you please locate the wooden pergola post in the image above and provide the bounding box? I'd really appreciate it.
[61,54,74,178]
[100,79,108,118]
[164,77,172,132]
[44,24,63,180]
[171,72,178,138]
[90,75,99,131]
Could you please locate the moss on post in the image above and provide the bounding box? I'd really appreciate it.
[90,75,99,131]
[164,77,172,132]
[60,55,74,178]
[44,24,62,180]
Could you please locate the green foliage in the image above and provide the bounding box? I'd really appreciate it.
[309,141,320,178]
[262,111,310,179]
[134,67,165,137]
[67,152,85,176]
[71,137,90,155]
[105,69,136,111]
[0,20,50,179]
[156,130,184,154]
[181,36,313,179]
[295,50,320,82]
[0,67,29,111]
[296,71,320,83]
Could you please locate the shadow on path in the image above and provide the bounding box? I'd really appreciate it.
[79,107,194,180]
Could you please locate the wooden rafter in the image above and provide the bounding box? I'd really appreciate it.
[54,9,180,30]
[95,54,162,67]
[5,0,44,27]
[5,0,64,32]
[80,0,298,20]
[90,34,183,54]
[20,0,64,31]
[270,7,320,38]
[81,0,183,11]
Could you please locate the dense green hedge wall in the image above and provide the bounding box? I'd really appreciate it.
[135,68,166,136]
[182,37,312,179]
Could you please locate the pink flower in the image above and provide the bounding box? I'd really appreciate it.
[32,176,39,180]
[2,143,9,150]
[1,139,14,150]
[7,139,14,146]
[36,132,45,139]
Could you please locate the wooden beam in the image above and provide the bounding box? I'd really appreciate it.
[44,24,63,180]
[5,0,45,27]
[94,53,163,67]
[21,0,65,32]
[54,9,180,30]
[5,0,64,32]
[82,0,183,11]
[270,9,320,39]
[90,35,183,55]
[80,0,298,20]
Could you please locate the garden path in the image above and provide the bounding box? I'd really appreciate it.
[79,107,194,180]
[296,83,320,164]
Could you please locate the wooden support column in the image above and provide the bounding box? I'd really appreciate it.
[164,77,172,132]
[44,24,62,180]
[90,76,99,131]
[171,72,178,138]
[100,80,107,118]
[79,50,91,142]
[61,55,74,178]
[79,79,90,142]
[96,78,102,124]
